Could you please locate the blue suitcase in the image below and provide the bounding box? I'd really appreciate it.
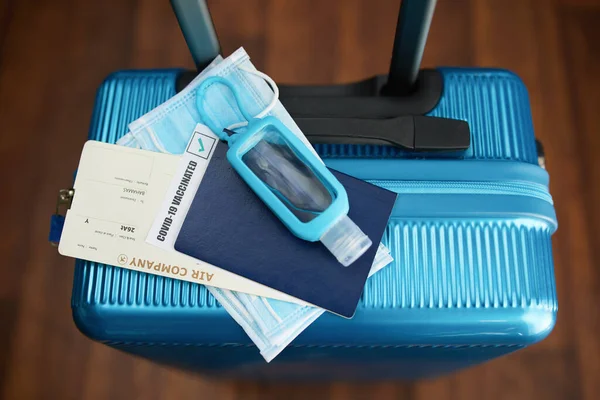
[67,0,557,380]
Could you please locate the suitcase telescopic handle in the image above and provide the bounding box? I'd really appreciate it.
[171,0,220,70]
[384,0,438,96]
[170,0,466,152]
[171,0,437,96]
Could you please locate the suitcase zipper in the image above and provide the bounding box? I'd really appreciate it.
[366,180,553,204]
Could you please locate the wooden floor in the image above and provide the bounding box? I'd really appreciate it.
[0,0,599,398]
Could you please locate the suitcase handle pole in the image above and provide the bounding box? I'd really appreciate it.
[384,0,437,96]
[171,0,437,97]
[170,0,220,70]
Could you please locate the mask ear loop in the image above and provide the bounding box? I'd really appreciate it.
[224,65,279,130]
[196,76,256,143]
[196,66,280,143]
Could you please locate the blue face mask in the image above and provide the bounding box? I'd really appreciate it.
[209,244,392,361]
[126,47,314,155]
[118,47,393,362]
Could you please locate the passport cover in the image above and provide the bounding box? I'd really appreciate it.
[175,143,397,317]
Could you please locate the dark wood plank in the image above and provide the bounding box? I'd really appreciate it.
[207,0,268,70]
[559,0,600,6]
[130,0,196,70]
[0,0,138,399]
[422,0,474,68]
[263,0,341,84]
[556,5,600,400]
[331,0,399,82]
[0,1,89,398]
[0,300,17,395]
[0,0,15,70]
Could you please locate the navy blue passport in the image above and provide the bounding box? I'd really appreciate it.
[175,143,397,318]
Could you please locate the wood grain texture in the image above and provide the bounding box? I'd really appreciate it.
[0,0,599,399]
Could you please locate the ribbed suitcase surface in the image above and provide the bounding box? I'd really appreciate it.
[72,68,557,379]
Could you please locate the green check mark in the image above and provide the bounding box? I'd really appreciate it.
[197,137,205,152]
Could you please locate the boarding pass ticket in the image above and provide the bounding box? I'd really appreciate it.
[58,140,310,304]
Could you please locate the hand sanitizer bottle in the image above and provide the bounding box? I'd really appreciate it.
[197,76,372,266]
